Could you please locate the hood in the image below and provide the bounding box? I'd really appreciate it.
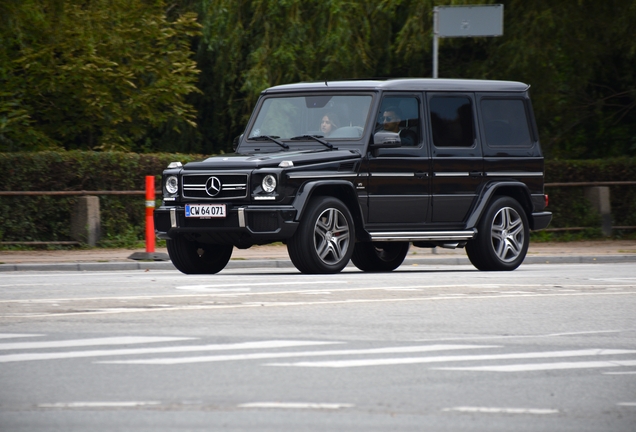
[183,149,361,170]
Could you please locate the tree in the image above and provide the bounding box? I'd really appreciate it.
[430,0,636,158]
[0,0,201,152]
[196,0,404,152]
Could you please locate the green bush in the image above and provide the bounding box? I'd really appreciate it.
[544,158,636,230]
[0,151,204,246]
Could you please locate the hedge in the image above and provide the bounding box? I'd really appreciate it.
[0,151,205,245]
[0,152,635,245]
[544,158,636,233]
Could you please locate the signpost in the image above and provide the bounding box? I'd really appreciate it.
[433,4,504,78]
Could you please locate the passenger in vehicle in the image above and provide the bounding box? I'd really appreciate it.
[320,112,340,136]
[382,106,415,146]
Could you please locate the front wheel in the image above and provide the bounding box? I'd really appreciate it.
[466,196,529,271]
[351,242,409,272]
[167,235,233,274]
[287,197,355,274]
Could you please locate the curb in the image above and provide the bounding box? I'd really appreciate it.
[0,255,635,272]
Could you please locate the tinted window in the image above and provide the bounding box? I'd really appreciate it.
[481,99,532,147]
[430,97,475,147]
[376,96,421,146]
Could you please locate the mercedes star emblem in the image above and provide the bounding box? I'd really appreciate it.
[205,176,222,197]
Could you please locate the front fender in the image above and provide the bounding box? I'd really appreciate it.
[291,180,360,222]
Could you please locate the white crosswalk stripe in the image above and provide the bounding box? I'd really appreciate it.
[96,344,497,365]
[2,334,636,374]
[0,333,44,340]
[0,339,338,363]
[265,349,636,368]
[433,359,636,372]
[0,336,195,351]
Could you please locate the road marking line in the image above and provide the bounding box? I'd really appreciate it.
[1,283,632,304]
[266,349,636,368]
[0,340,339,363]
[618,402,636,407]
[38,401,161,408]
[434,359,636,372]
[604,371,636,375]
[413,329,632,343]
[0,333,43,339]
[175,280,344,291]
[97,344,496,365]
[0,283,84,288]
[5,291,636,318]
[0,336,195,351]
[443,406,558,415]
[175,287,251,293]
[238,402,353,410]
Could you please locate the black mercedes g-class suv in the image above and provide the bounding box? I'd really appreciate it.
[155,78,552,274]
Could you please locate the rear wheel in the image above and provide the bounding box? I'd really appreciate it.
[351,241,409,272]
[287,197,354,274]
[167,235,233,274]
[466,196,529,271]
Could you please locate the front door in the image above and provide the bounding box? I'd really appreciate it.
[364,94,430,229]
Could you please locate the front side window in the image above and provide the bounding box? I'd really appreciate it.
[481,99,533,147]
[376,96,421,146]
[247,94,373,141]
[430,96,475,148]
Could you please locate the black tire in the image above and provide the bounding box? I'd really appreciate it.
[287,197,355,274]
[351,241,409,272]
[166,235,233,274]
[466,196,529,271]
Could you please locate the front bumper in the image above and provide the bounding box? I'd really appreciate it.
[154,204,298,246]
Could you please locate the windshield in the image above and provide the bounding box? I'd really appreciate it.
[247,94,373,141]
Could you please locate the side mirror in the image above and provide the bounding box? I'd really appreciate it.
[370,131,401,149]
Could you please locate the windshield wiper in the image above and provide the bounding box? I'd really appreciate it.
[247,135,289,149]
[290,135,337,150]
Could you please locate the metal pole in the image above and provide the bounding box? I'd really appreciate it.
[433,7,439,78]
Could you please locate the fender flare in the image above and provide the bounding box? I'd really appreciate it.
[465,181,533,230]
[291,180,365,232]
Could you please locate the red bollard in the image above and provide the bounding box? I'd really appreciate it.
[145,175,156,253]
[128,175,169,261]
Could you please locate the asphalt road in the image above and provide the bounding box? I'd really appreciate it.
[1,263,635,431]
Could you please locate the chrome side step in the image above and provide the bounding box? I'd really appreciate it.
[369,230,476,242]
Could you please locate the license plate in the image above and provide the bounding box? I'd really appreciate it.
[185,204,226,218]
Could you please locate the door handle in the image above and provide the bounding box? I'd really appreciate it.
[469,171,483,177]
[414,171,429,178]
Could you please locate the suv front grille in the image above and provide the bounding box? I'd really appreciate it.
[183,173,248,200]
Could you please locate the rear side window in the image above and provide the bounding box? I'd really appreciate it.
[481,99,532,147]
[429,96,475,148]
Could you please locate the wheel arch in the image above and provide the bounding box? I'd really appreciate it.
[465,181,534,230]
[292,180,367,241]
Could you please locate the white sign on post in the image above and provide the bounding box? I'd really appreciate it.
[433,4,504,78]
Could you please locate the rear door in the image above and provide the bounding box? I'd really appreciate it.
[427,93,484,224]
[477,93,545,206]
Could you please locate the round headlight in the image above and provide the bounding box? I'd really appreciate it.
[165,176,179,194]
[262,174,277,193]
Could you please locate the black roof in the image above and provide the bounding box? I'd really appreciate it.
[263,78,529,94]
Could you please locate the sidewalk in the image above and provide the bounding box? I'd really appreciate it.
[1,240,635,272]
